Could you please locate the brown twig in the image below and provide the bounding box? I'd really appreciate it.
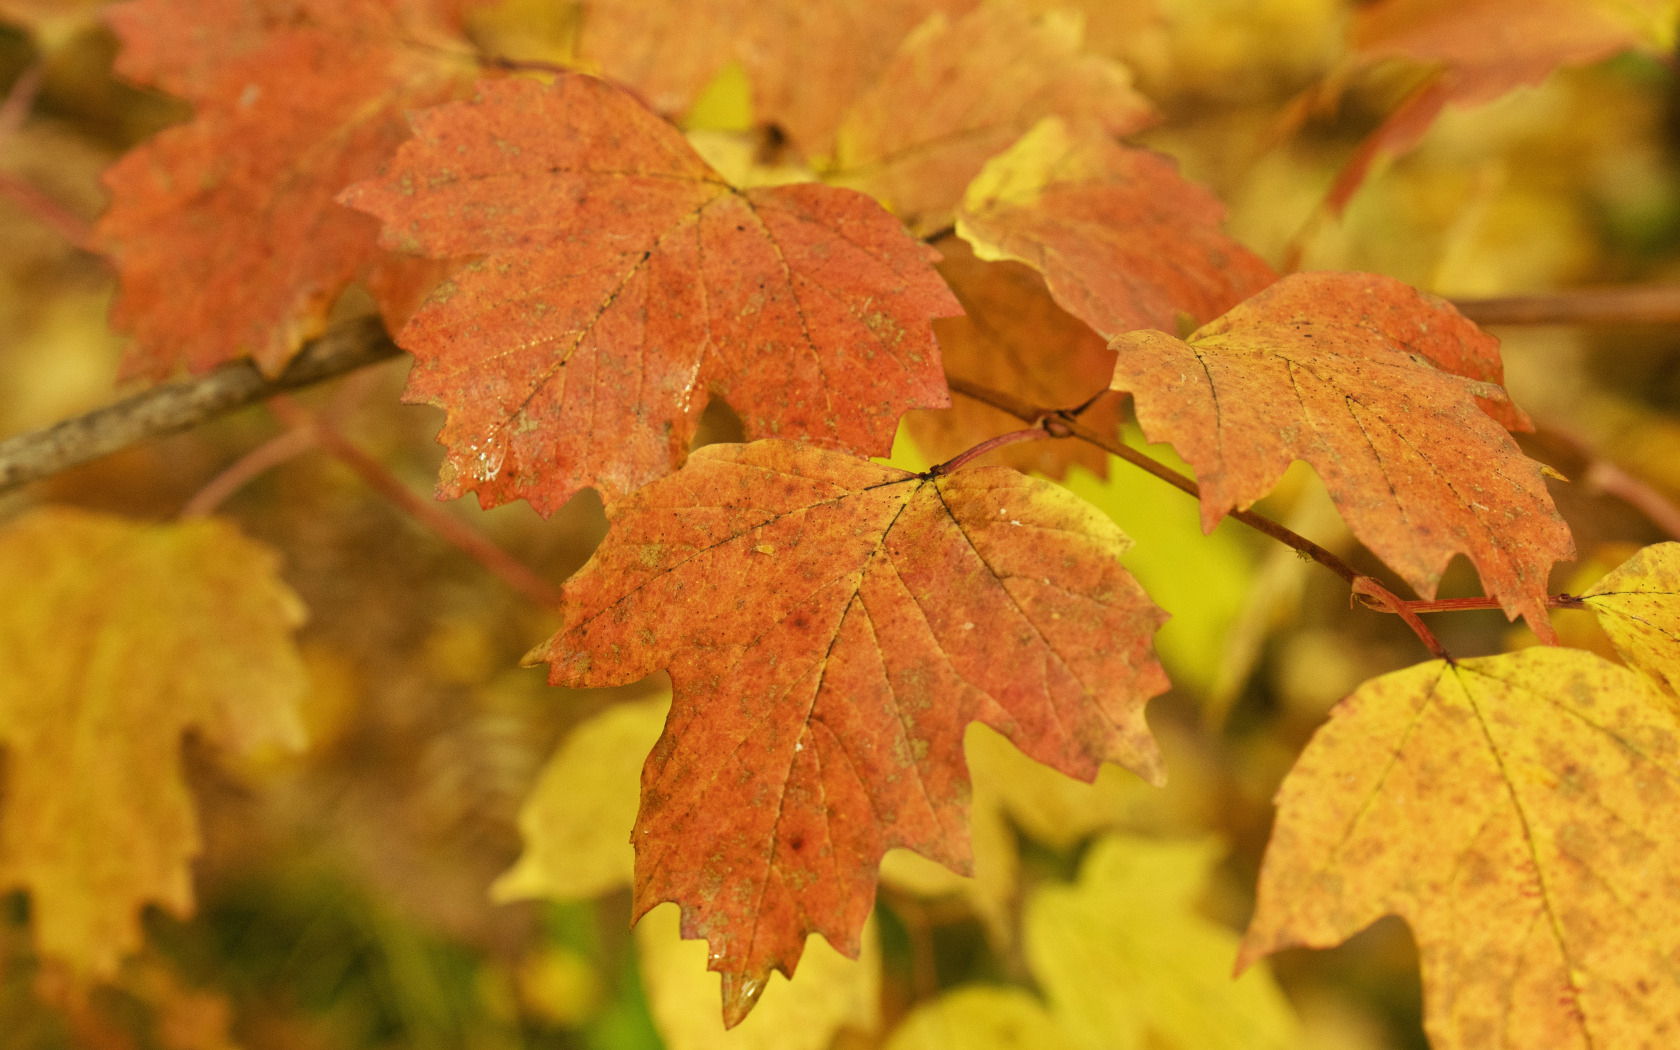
[945,376,1363,584]
[0,170,93,247]
[1351,577,1452,662]
[178,427,318,518]
[0,315,403,494]
[266,396,564,608]
[1452,286,1680,326]
[1390,594,1586,614]
[927,427,1051,475]
[1534,423,1680,542]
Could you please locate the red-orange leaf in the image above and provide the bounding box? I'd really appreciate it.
[577,0,973,157]
[907,236,1121,478]
[1324,0,1650,213]
[526,440,1169,1024]
[342,74,960,515]
[827,4,1156,235]
[955,117,1276,341]
[1108,271,1572,636]
[99,0,475,378]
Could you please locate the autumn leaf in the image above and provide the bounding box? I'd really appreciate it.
[888,835,1300,1050]
[1029,836,1301,1050]
[885,986,1075,1050]
[826,4,1156,235]
[1241,648,1680,1050]
[1108,270,1572,636]
[906,237,1122,477]
[0,508,307,978]
[342,73,960,515]
[882,719,1221,950]
[955,116,1276,341]
[576,0,972,157]
[637,904,881,1050]
[525,439,1169,1023]
[494,693,881,1050]
[1581,541,1680,696]
[1321,0,1668,212]
[98,0,477,378]
[492,694,670,904]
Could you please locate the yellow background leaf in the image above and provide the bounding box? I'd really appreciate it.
[885,985,1073,1050]
[0,507,307,978]
[492,694,672,903]
[1028,835,1301,1050]
[635,903,879,1050]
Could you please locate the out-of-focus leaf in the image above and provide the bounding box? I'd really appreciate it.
[0,508,307,978]
[635,903,879,1050]
[493,695,671,903]
[828,3,1154,234]
[956,116,1276,340]
[1028,835,1301,1050]
[885,985,1073,1050]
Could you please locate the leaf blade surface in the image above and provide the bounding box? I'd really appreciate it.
[527,440,1169,1021]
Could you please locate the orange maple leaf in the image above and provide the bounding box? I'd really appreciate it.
[908,236,1122,478]
[98,0,477,378]
[1109,271,1572,637]
[956,117,1277,341]
[342,74,961,515]
[526,440,1169,1025]
[1322,0,1654,213]
[577,0,973,157]
[827,3,1156,235]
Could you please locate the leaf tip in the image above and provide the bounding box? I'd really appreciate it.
[719,968,770,1028]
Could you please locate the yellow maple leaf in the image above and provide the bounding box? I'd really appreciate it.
[496,694,883,1049]
[885,985,1075,1050]
[636,903,879,1050]
[1581,541,1680,698]
[1029,835,1301,1050]
[881,722,1218,946]
[0,507,306,979]
[1242,648,1680,1049]
[492,695,671,903]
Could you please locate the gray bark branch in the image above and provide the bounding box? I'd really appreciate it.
[0,316,402,494]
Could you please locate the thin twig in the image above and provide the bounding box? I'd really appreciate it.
[1452,286,1680,326]
[1393,594,1586,614]
[0,62,43,138]
[179,365,386,517]
[1535,423,1680,542]
[1351,577,1452,662]
[0,170,93,247]
[178,427,318,518]
[266,396,564,609]
[945,376,1363,584]
[927,427,1051,475]
[0,315,403,494]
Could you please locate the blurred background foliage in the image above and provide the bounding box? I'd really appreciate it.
[3,0,1680,1048]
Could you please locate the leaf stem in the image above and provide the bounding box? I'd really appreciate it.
[926,427,1051,475]
[1351,577,1453,662]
